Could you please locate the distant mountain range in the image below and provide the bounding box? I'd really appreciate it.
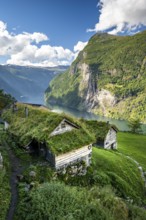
[0,64,69,104]
[45,31,146,122]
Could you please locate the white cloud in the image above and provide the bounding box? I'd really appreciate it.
[7,44,75,67]
[74,41,88,52]
[0,20,81,67]
[88,0,146,34]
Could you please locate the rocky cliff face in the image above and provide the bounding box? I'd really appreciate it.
[78,63,98,109]
[45,31,146,122]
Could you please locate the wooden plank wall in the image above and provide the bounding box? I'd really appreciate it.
[55,145,92,169]
[104,128,117,149]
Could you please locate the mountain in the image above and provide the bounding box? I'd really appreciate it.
[0,65,69,104]
[45,31,146,122]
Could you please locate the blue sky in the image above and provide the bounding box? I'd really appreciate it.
[0,0,146,67]
[0,0,98,49]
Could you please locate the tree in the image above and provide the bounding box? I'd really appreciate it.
[0,90,15,111]
[128,118,141,133]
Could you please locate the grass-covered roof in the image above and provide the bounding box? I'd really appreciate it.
[84,120,110,142]
[84,120,118,143]
[2,103,94,155]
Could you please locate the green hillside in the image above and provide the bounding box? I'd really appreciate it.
[118,132,146,170]
[2,104,146,201]
[45,31,146,122]
[0,90,15,111]
[1,104,146,219]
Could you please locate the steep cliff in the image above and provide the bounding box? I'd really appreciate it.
[45,31,146,122]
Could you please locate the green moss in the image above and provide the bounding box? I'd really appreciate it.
[84,120,110,141]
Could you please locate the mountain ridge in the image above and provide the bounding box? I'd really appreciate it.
[45,31,146,122]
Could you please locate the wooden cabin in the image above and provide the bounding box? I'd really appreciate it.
[85,121,118,150]
[100,126,118,149]
[25,119,92,170]
[3,103,93,170]
[26,138,92,170]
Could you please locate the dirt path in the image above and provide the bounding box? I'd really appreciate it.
[4,142,23,220]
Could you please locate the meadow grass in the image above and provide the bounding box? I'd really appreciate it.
[92,147,145,201]
[118,132,146,170]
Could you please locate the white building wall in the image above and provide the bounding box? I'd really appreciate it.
[55,145,92,169]
[104,128,117,149]
[50,120,75,137]
[4,121,9,130]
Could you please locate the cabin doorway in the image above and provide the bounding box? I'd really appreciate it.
[29,139,47,157]
[111,143,114,149]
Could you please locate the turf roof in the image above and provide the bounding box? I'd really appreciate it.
[2,103,94,155]
[84,120,114,142]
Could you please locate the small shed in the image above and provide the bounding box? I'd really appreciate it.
[85,121,118,150]
[102,126,118,149]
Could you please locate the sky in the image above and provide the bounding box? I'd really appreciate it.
[0,0,146,67]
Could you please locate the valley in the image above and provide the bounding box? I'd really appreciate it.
[0,1,146,219]
[0,64,68,104]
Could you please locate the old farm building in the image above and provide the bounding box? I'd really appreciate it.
[2,103,93,170]
[85,121,118,149]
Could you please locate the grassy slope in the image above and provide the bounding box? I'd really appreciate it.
[60,131,146,202]
[118,132,146,170]
[91,147,144,201]
[0,132,11,220]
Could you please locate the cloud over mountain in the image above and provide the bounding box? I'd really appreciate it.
[88,0,146,34]
[74,41,88,53]
[0,20,87,67]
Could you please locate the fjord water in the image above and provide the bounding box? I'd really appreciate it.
[46,103,146,133]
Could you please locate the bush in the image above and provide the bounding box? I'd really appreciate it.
[15,182,146,220]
